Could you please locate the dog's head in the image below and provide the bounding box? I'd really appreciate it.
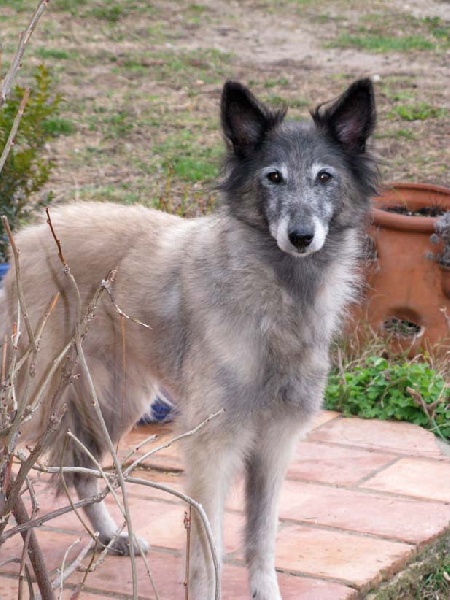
[220,79,378,257]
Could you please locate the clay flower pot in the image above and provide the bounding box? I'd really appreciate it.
[351,182,450,356]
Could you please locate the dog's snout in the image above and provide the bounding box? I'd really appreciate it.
[288,226,315,250]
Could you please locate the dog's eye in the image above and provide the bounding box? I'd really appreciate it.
[267,170,283,184]
[317,170,333,184]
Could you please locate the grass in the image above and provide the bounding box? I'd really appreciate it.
[420,557,450,599]
[42,116,75,136]
[367,537,450,599]
[35,47,71,60]
[328,12,450,53]
[390,103,448,122]
[332,33,435,53]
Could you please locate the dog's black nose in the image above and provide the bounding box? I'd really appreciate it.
[288,227,314,250]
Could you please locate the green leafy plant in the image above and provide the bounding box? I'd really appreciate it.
[0,65,64,262]
[325,356,450,441]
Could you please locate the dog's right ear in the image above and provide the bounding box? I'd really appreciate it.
[221,81,286,157]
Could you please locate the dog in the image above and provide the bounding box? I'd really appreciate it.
[0,78,377,599]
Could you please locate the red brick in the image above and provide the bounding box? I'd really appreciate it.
[362,457,450,502]
[288,441,395,485]
[278,479,450,544]
[275,524,413,589]
[309,417,446,458]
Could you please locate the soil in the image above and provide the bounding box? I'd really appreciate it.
[384,205,447,217]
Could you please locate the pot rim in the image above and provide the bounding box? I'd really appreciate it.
[372,182,450,233]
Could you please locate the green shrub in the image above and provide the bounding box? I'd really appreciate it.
[0,65,63,262]
[325,356,450,441]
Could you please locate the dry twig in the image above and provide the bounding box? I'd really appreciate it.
[45,210,140,596]
[11,477,55,600]
[0,87,30,174]
[0,0,49,106]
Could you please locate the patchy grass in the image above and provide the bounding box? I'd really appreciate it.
[328,12,450,53]
[332,33,435,52]
[2,0,449,209]
[420,557,450,599]
[42,116,75,136]
[390,103,448,122]
[35,47,71,60]
[367,536,450,599]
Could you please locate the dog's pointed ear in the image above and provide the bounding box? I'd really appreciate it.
[312,78,376,152]
[221,81,286,156]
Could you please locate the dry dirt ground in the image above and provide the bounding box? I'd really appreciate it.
[2,0,450,211]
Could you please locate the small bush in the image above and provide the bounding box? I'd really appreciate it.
[325,356,450,440]
[0,65,63,262]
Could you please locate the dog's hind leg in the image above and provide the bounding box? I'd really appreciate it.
[245,418,302,600]
[76,474,149,555]
[49,366,149,556]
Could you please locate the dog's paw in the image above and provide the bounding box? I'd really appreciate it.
[250,570,282,600]
[251,587,282,600]
[99,532,149,556]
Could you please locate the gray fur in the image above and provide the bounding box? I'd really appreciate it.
[0,79,377,599]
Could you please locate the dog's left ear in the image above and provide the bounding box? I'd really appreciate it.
[312,78,376,153]
[221,81,286,157]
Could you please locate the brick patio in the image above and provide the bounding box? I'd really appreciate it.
[1,411,450,599]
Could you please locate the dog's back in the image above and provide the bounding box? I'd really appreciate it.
[0,203,190,467]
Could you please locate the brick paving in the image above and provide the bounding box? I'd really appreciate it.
[1,411,450,599]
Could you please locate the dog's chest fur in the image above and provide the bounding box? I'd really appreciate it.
[184,219,359,414]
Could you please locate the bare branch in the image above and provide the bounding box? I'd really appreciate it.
[0,0,49,106]
[103,269,152,329]
[1,216,37,357]
[123,408,224,476]
[55,539,94,599]
[0,87,30,174]
[184,505,192,600]
[12,479,55,600]
[124,475,220,600]
[45,211,140,595]
[45,208,68,269]
[2,488,109,543]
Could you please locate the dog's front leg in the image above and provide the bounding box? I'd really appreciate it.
[184,427,247,600]
[245,420,300,600]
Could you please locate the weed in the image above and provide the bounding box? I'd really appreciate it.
[390,103,447,121]
[328,11,450,54]
[155,131,221,183]
[35,48,70,60]
[424,16,450,44]
[264,78,290,89]
[2,0,28,10]
[52,0,88,14]
[43,117,75,136]
[88,5,127,23]
[394,129,416,141]
[264,94,288,107]
[420,555,450,598]
[325,356,450,441]
[331,33,435,53]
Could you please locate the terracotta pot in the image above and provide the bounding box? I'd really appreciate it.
[350,182,450,356]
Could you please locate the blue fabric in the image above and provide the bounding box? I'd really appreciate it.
[137,394,174,424]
